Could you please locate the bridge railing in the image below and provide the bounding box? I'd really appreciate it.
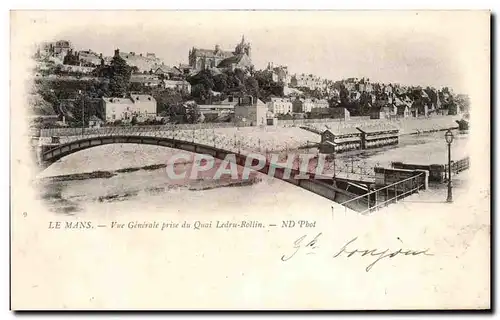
[334,172,426,215]
[39,122,246,137]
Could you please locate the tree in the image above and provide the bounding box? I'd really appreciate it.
[191,84,210,102]
[187,69,215,91]
[153,88,184,115]
[213,73,228,92]
[73,94,101,127]
[131,116,137,125]
[244,76,259,99]
[455,94,471,113]
[358,92,372,115]
[253,70,284,101]
[129,81,147,94]
[339,85,349,105]
[184,101,203,124]
[424,87,438,106]
[108,54,132,97]
[234,68,246,85]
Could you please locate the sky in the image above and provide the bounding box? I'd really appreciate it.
[15,11,490,93]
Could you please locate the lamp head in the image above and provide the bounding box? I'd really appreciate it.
[445,130,454,144]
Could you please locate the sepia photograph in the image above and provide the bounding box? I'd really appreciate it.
[10,10,491,310]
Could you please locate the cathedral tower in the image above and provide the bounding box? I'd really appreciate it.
[235,35,251,58]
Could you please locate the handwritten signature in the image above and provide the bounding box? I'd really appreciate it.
[282,233,433,272]
[281,233,322,261]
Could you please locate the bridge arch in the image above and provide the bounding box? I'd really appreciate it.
[42,135,238,168]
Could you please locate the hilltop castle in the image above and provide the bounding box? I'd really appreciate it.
[188,35,253,72]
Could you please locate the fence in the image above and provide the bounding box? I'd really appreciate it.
[321,157,377,180]
[39,122,244,137]
[334,172,426,214]
[444,156,470,181]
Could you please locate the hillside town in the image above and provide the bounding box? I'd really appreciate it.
[29,37,470,129]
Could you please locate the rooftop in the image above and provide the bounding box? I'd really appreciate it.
[192,48,234,59]
[325,126,361,136]
[102,97,132,104]
[102,94,156,104]
[270,97,291,102]
[217,54,246,68]
[130,94,156,103]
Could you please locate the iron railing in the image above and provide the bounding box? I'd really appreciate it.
[39,122,242,137]
[444,156,470,180]
[335,172,426,215]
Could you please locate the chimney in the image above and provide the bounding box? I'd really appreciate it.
[114,49,120,57]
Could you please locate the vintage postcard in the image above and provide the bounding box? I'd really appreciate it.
[10,10,490,310]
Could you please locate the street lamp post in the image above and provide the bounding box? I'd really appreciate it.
[445,129,454,203]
